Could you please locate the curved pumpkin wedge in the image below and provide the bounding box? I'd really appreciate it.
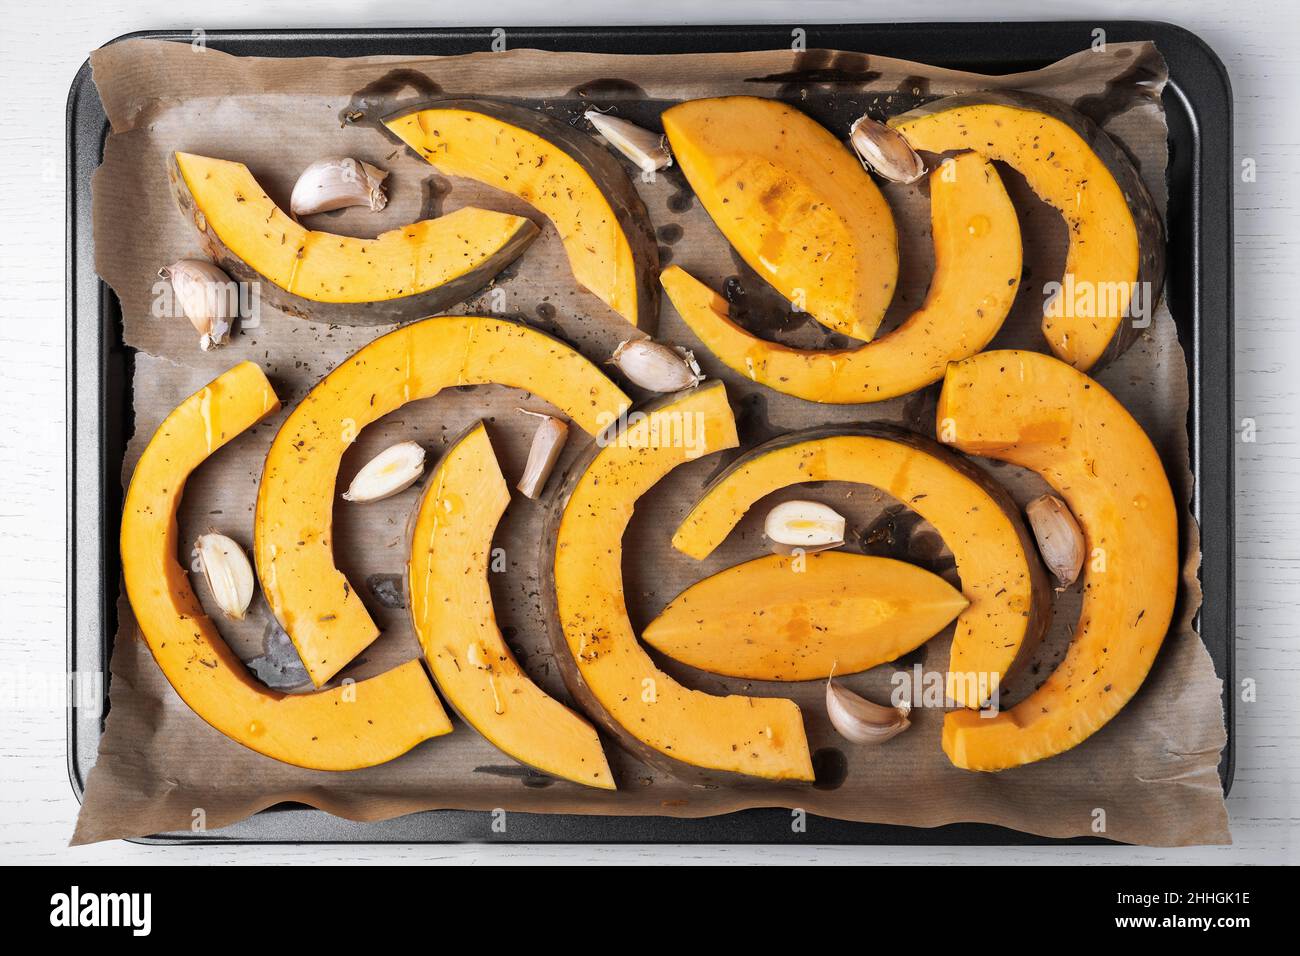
[407,422,614,789]
[543,382,814,782]
[256,315,630,687]
[890,93,1165,371]
[660,152,1021,403]
[642,551,968,681]
[121,362,450,769]
[170,152,538,325]
[662,96,897,341]
[673,425,1050,710]
[936,350,1178,771]
[385,101,659,330]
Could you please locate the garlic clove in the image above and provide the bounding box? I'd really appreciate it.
[159,259,235,350]
[610,338,703,392]
[195,532,256,621]
[764,499,846,553]
[585,109,673,173]
[289,157,389,217]
[849,115,927,184]
[826,675,911,745]
[1025,493,1085,589]
[342,440,425,502]
[517,410,569,499]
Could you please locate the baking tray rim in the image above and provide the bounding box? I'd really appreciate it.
[65,19,1234,846]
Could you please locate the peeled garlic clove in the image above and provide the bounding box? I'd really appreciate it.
[764,499,846,553]
[611,338,703,392]
[585,109,673,173]
[159,259,235,351]
[849,115,927,184]
[826,676,911,745]
[342,440,425,502]
[517,410,569,499]
[289,157,389,217]
[1026,493,1085,589]
[195,532,255,621]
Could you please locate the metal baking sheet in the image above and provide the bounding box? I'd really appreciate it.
[66,20,1234,845]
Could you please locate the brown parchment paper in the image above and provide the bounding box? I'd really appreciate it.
[72,38,1229,846]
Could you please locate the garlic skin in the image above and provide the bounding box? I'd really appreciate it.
[159,259,235,351]
[585,110,673,173]
[289,157,389,217]
[342,440,425,503]
[849,115,927,184]
[764,500,846,553]
[1026,493,1085,589]
[826,675,911,745]
[195,532,255,621]
[611,338,703,392]
[517,410,569,499]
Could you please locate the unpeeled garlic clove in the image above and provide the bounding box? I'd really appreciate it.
[342,440,425,502]
[195,532,255,621]
[585,109,673,173]
[159,259,235,351]
[1026,493,1085,589]
[517,410,569,499]
[610,338,703,392]
[848,115,927,184]
[764,499,846,553]
[289,157,389,217]
[826,675,911,745]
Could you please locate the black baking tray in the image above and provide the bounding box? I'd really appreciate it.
[67,21,1234,845]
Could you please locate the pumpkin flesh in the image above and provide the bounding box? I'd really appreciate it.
[408,422,614,788]
[673,426,1049,709]
[662,96,898,341]
[386,102,658,329]
[548,382,814,781]
[890,96,1159,371]
[172,152,538,307]
[642,551,969,681]
[255,315,630,686]
[936,350,1178,770]
[120,361,450,770]
[660,152,1020,403]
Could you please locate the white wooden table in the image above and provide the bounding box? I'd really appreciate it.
[3,0,1296,864]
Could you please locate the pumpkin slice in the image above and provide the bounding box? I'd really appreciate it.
[662,96,898,341]
[673,425,1050,710]
[890,93,1165,371]
[936,350,1178,770]
[170,152,538,325]
[660,152,1020,403]
[642,551,968,681]
[121,362,450,769]
[543,382,814,782]
[407,422,614,789]
[255,315,630,687]
[385,101,659,330]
